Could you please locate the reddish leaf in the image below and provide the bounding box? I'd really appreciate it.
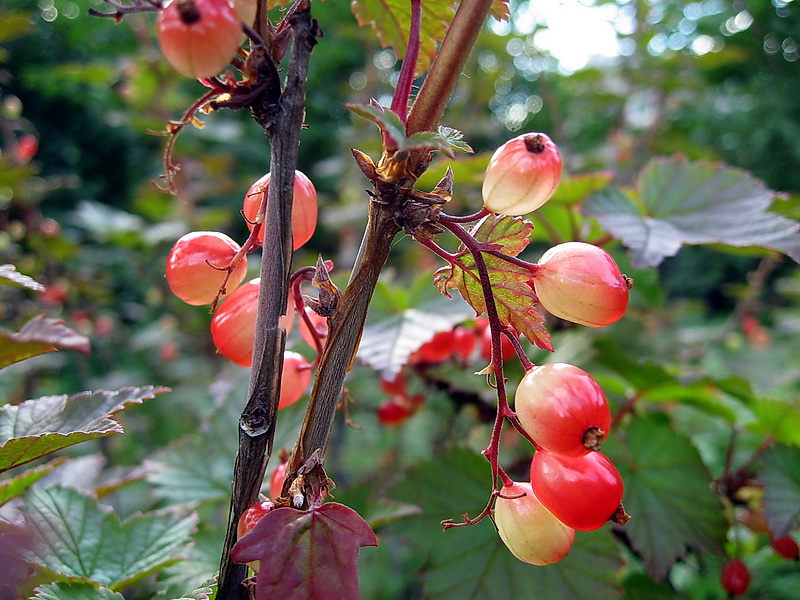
[434,214,553,351]
[231,503,377,600]
[0,315,90,369]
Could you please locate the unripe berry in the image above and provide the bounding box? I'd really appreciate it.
[237,500,273,573]
[156,0,243,79]
[515,363,611,457]
[279,351,312,409]
[532,242,629,328]
[210,279,294,366]
[494,481,575,565]
[482,133,562,216]
[243,170,318,250]
[165,231,248,306]
[721,558,750,595]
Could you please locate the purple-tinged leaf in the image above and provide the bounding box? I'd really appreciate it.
[0,386,169,473]
[0,264,45,291]
[584,157,800,267]
[231,503,377,600]
[0,315,90,369]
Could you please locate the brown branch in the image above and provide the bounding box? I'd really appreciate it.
[216,4,318,599]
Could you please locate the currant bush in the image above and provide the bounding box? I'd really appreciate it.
[165,231,248,306]
[721,558,751,595]
[156,0,243,79]
[482,132,562,216]
[530,449,624,531]
[210,279,294,366]
[494,481,575,566]
[243,170,318,250]
[514,363,611,457]
[532,242,629,328]
[278,351,312,410]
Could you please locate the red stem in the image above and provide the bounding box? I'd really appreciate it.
[390,0,421,123]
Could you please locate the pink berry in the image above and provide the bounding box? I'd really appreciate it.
[482,133,562,216]
[532,242,629,328]
[278,351,312,409]
[156,0,243,79]
[494,481,575,565]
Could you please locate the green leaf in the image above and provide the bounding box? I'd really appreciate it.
[358,296,476,377]
[351,0,456,74]
[584,157,800,267]
[0,386,169,473]
[32,582,125,600]
[23,486,197,589]
[0,457,66,506]
[758,445,800,537]
[388,447,623,599]
[745,397,800,447]
[0,264,45,290]
[169,579,217,600]
[437,126,474,155]
[603,418,727,579]
[0,315,90,369]
[434,214,553,351]
[550,172,614,205]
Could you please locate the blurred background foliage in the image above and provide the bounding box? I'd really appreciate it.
[1,0,799,598]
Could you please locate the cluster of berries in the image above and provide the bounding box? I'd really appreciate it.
[164,170,318,409]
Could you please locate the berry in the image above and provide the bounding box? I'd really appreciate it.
[477,318,516,362]
[770,534,799,560]
[156,0,243,79]
[530,450,623,531]
[210,279,294,367]
[721,558,750,595]
[410,329,459,365]
[494,481,575,565]
[299,306,328,350]
[237,500,273,573]
[278,351,312,410]
[452,326,478,362]
[514,363,611,457]
[269,462,287,500]
[15,134,38,163]
[165,231,248,306]
[377,400,412,425]
[231,0,256,26]
[482,132,562,216]
[379,373,408,397]
[532,242,629,328]
[243,170,318,250]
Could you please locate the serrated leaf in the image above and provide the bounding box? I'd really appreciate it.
[437,126,474,155]
[583,157,800,267]
[489,0,510,21]
[231,503,377,600]
[0,457,66,506]
[169,579,217,600]
[351,0,456,74]
[434,214,553,351]
[0,315,90,369]
[145,433,234,505]
[758,445,800,537]
[388,447,622,600]
[358,296,475,377]
[0,264,45,290]
[603,418,727,580]
[0,386,169,473]
[32,582,125,600]
[23,486,197,589]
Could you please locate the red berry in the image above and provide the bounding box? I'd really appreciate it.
[530,450,623,531]
[278,351,312,410]
[494,481,575,565]
[157,0,243,79]
[515,363,611,457]
[377,400,412,425]
[269,462,287,500]
[721,558,750,595]
[770,534,799,560]
[243,170,318,251]
[15,134,38,163]
[166,231,248,306]
[237,500,273,573]
[482,133,562,216]
[532,242,629,328]
[410,329,459,365]
[210,279,294,366]
[298,306,328,350]
[379,373,408,397]
[452,326,478,362]
[477,318,516,362]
